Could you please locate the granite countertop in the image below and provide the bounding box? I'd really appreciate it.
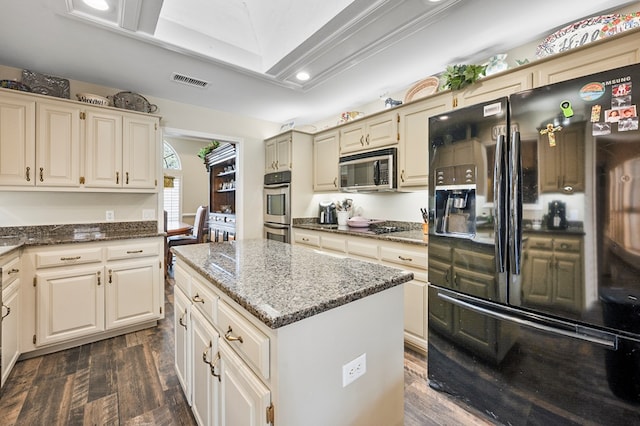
[172,239,414,329]
[292,222,428,246]
[0,221,162,257]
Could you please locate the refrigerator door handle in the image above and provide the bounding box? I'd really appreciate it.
[437,291,618,350]
[510,131,523,275]
[494,134,507,273]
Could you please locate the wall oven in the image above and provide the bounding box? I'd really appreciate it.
[263,170,291,243]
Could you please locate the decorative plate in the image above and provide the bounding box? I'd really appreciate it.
[21,69,70,98]
[0,80,31,92]
[404,76,439,103]
[535,14,617,58]
[76,93,110,106]
[109,91,158,113]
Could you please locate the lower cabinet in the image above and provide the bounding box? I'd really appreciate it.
[1,252,21,387]
[21,237,164,354]
[292,228,429,353]
[174,263,271,426]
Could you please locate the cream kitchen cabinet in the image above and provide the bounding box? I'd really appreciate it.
[173,281,192,405]
[174,262,272,426]
[105,241,162,329]
[1,252,21,387]
[0,91,35,186]
[398,93,452,189]
[455,67,533,108]
[292,228,429,353]
[0,89,159,191]
[264,133,291,173]
[85,110,158,190]
[531,29,640,87]
[36,99,82,187]
[22,237,164,355]
[339,111,398,154]
[312,130,339,191]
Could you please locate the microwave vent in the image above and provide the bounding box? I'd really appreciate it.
[171,72,209,88]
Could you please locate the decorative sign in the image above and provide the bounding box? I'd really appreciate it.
[491,123,519,140]
[536,13,640,58]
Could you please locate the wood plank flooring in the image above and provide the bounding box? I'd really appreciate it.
[0,278,493,425]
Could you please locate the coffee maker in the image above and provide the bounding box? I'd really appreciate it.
[318,201,337,225]
[547,200,568,229]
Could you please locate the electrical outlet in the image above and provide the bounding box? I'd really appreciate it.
[342,353,366,387]
[106,210,115,222]
[142,209,155,220]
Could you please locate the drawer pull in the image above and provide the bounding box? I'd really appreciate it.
[126,250,144,254]
[8,268,19,275]
[26,166,31,182]
[192,294,205,304]
[210,351,221,381]
[202,340,212,364]
[179,309,188,329]
[302,237,309,242]
[1,304,10,320]
[60,256,81,261]
[225,326,244,343]
[398,255,413,262]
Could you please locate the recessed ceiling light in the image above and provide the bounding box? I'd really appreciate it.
[83,0,109,11]
[296,72,310,81]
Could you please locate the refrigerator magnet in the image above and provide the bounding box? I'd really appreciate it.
[592,122,611,136]
[591,105,602,122]
[618,117,638,131]
[605,109,621,123]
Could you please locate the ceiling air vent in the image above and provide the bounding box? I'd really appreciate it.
[171,72,209,88]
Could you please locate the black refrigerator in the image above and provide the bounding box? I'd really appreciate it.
[428,63,640,425]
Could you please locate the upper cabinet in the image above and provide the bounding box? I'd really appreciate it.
[455,67,533,108]
[0,89,159,192]
[265,133,291,173]
[339,111,398,154]
[0,91,35,186]
[313,129,339,191]
[398,93,452,189]
[531,29,640,87]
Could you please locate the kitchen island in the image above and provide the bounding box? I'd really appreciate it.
[171,239,413,426]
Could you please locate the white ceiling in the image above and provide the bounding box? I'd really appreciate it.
[0,0,637,125]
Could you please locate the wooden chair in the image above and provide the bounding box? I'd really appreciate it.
[167,205,208,269]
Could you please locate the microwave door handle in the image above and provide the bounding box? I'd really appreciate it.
[373,160,380,185]
[494,134,507,274]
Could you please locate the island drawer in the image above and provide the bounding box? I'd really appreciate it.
[35,247,103,268]
[106,241,160,260]
[218,301,270,380]
[190,273,218,324]
[1,255,20,287]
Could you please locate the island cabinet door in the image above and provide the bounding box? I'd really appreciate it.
[218,341,271,426]
[105,258,160,329]
[191,308,220,426]
[174,286,192,404]
[36,265,105,346]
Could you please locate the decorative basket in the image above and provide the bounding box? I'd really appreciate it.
[76,93,110,106]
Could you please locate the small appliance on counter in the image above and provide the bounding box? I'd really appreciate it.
[318,201,337,225]
[547,200,567,229]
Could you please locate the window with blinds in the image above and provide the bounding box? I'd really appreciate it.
[163,141,182,222]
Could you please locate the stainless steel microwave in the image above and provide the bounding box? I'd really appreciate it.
[339,147,397,192]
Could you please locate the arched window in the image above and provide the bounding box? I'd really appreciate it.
[163,141,182,222]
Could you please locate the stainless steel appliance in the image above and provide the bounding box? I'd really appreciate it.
[339,147,397,192]
[428,63,640,424]
[263,170,291,243]
[318,201,337,225]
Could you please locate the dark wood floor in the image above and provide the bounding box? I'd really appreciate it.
[0,279,493,425]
